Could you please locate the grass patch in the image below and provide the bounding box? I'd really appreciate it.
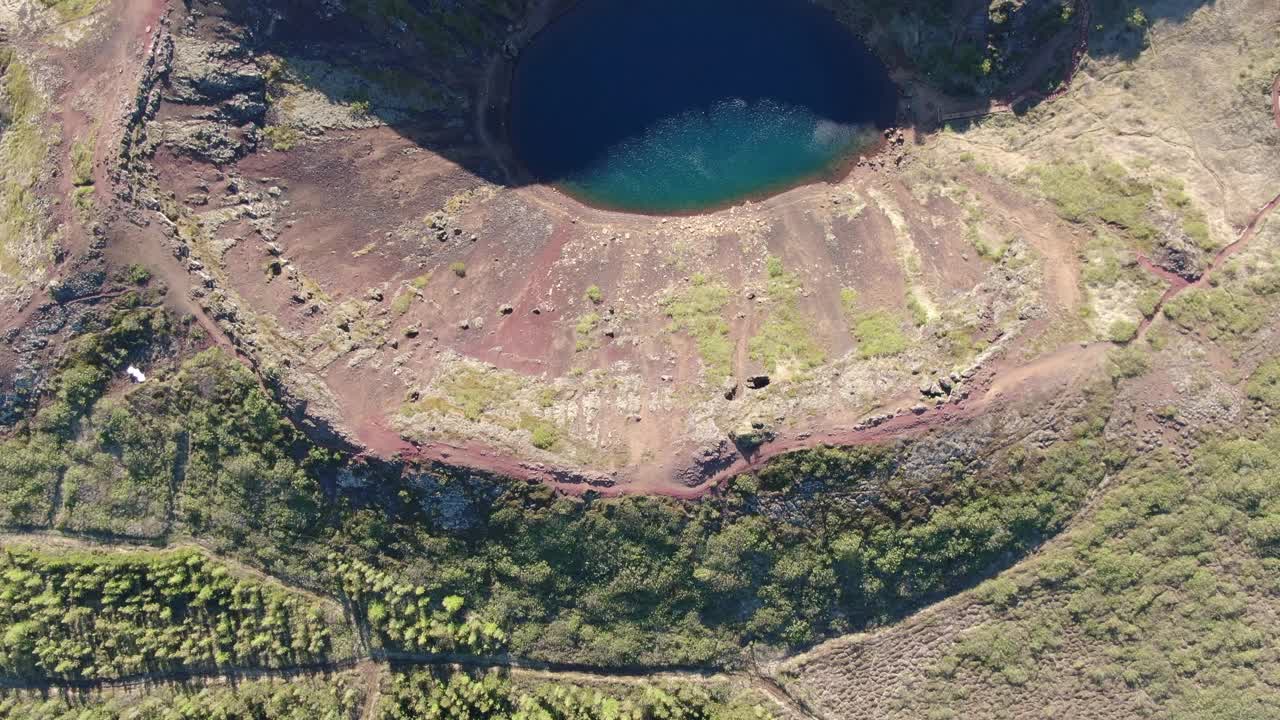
[841,290,909,358]
[1034,160,1157,244]
[72,185,94,224]
[0,53,52,278]
[661,274,732,379]
[449,261,466,278]
[574,312,600,352]
[584,284,603,304]
[1247,358,1280,411]
[520,414,560,451]
[37,0,100,21]
[119,264,151,285]
[1182,213,1213,251]
[840,288,859,314]
[1080,232,1128,288]
[1107,346,1150,382]
[406,366,520,423]
[1107,319,1139,343]
[748,258,825,373]
[389,290,416,316]
[262,125,300,151]
[964,203,1005,261]
[942,322,987,362]
[852,311,909,358]
[906,290,930,327]
[1163,285,1274,342]
[70,134,94,187]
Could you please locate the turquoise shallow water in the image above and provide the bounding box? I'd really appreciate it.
[561,99,882,213]
[509,0,897,214]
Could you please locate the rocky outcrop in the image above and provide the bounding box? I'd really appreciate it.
[155,119,256,165]
[166,39,264,105]
[1153,236,1209,281]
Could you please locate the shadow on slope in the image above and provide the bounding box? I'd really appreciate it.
[202,0,1220,186]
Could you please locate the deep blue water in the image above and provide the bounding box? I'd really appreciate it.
[508,0,897,213]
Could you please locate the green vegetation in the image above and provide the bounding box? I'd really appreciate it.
[1078,231,1167,327]
[0,547,339,681]
[1034,162,1222,303]
[380,668,773,720]
[574,312,600,351]
[1034,160,1156,244]
[261,126,300,152]
[36,0,100,21]
[1125,7,1148,30]
[906,291,930,327]
[1107,318,1139,343]
[406,365,520,423]
[1247,358,1280,411]
[661,274,732,380]
[905,422,1280,717]
[819,0,1077,98]
[838,286,911,357]
[521,414,560,451]
[1107,346,1150,382]
[390,289,416,315]
[0,297,327,567]
[0,668,772,720]
[0,303,1117,670]
[1162,249,1280,344]
[852,310,908,358]
[0,673,367,719]
[450,262,467,278]
[70,135,94,188]
[333,557,504,654]
[0,299,171,527]
[962,203,1006,262]
[118,263,152,286]
[748,259,825,373]
[381,668,512,720]
[585,284,604,304]
[361,382,1114,664]
[0,50,52,278]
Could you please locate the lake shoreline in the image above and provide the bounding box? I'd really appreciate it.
[480,0,903,217]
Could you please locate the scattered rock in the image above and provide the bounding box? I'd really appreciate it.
[156,119,251,164]
[746,375,770,390]
[722,376,738,401]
